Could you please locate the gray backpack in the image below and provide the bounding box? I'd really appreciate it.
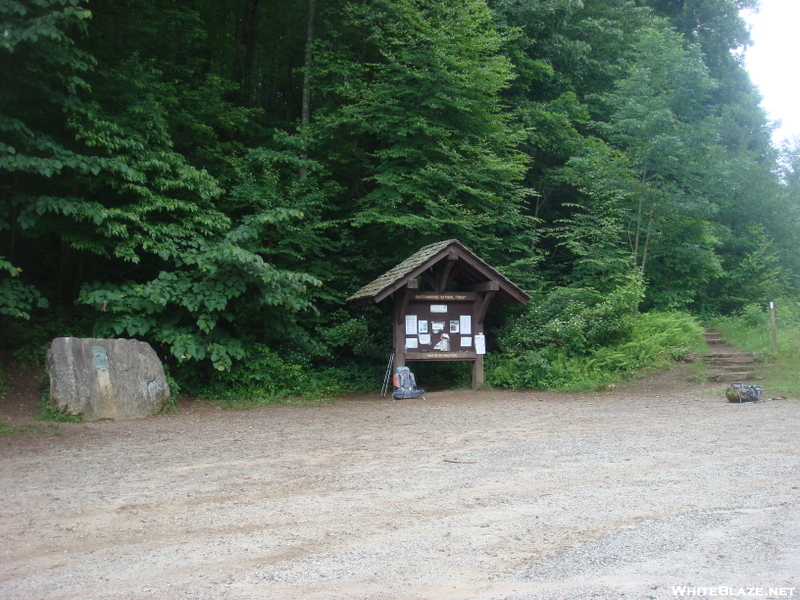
[726,382,763,403]
[392,366,425,400]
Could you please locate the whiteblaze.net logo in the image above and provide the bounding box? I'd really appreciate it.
[672,587,796,597]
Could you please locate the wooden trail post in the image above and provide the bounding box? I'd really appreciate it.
[770,301,778,354]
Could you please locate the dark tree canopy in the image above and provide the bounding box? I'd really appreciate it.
[1,0,794,389]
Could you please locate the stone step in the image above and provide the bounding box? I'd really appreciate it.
[700,328,761,383]
[707,364,755,373]
[701,354,755,365]
[707,371,755,383]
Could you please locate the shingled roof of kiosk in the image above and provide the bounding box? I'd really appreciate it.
[345,239,530,307]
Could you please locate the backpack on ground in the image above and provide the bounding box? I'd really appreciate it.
[392,366,425,400]
[726,382,763,403]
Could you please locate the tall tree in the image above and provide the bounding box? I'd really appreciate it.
[487,0,652,286]
[312,0,532,273]
[0,0,95,317]
[590,25,725,307]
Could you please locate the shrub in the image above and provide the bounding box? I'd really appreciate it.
[496,276,644,357]
[738,303,769,328]
[173,340,383,404]
[487,310,705,390]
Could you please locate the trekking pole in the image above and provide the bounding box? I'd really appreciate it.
[380,351,394,397]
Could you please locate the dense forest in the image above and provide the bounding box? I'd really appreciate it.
[2,0,799,395]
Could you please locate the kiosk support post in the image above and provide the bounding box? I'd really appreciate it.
[472,355,484,389]
[393,290,409,370]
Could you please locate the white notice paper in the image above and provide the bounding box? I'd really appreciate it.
[461,336,472,348]
[405,315,418,336]
[460,315,472,335]
[405,337,419,349]
[474,334,486,355]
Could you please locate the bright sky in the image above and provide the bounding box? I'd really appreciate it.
[743,0,800,146]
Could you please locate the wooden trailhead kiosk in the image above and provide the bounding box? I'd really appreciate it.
[346,239,530,388]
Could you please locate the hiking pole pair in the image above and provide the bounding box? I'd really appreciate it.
[380,351,395,397]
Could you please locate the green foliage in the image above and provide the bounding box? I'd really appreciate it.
[0,420,16,436]
[78,217,322,371]
[37,393,82,423]
[496,275,644,356]
[1,0,797,402]
[175,342,380,405]
[0,418,27,436]
[586,311,706,373]
[3,48,322,373]
[646,0,757,77]
[155,364,180,414]
[1,308,94,369]
[707,299,800,356]
[410,361,473,390]
[312,0,533,266]
[486,274,707,390]
[488,310,705,390]
[0,418,60,435]
[591,24,726,307]
[1,0,94,319]
[319,316,386,361]
[737,303,769,329]
[226,135,343,283]
[0,259,49,319]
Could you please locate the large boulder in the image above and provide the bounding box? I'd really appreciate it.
[46,337,170,421]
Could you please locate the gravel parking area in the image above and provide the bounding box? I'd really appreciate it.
[1,366,798,599]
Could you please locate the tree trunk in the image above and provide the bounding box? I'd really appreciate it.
[633,193,644,267]
[233,0,260,107]
[301,0,315,128]
[299,0,316,179]
[640,195,656,274]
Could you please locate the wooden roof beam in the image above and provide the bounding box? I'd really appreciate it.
[434,253,458,292]
[476,290,497,323]
[465,280,500,293]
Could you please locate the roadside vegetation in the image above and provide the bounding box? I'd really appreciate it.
[484,270,709,391]
[2,0,799,410]
[0,367,13,434]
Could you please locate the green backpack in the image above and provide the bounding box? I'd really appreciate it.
[726,382,763,403]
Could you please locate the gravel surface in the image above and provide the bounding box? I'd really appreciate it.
[1,366,798,599]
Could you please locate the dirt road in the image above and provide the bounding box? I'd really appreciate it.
[1,368,798,599]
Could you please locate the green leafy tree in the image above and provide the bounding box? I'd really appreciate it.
[644,0,757,75]
[0,0,95,317]
[66,57,323,371]
[488,0,651,288]
[549,140,640,290]
[78,207,321,371]
[593,25,725,308]
[312,0,532,271]
[1,2,320,371]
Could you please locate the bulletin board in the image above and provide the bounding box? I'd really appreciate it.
[401,293,485,361]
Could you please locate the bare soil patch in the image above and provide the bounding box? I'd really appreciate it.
[1,364,798,599]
